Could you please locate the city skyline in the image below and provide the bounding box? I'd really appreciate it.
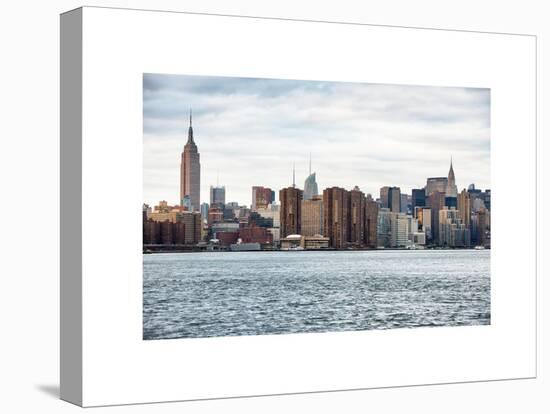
[143,74,490,208]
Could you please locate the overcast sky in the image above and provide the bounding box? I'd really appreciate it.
[143,73,490,208]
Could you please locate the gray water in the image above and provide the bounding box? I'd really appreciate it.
[143,250,490,340]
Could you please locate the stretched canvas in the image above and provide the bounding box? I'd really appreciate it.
[60,6,536,407]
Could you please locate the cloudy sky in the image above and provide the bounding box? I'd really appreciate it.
[143,73,490,208]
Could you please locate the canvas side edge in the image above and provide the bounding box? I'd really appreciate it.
[60,7,83,407]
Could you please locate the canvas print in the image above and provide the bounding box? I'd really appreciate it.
[142,74,491,340]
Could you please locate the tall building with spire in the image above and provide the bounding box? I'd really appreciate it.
[303,154,319,200]
[279,164,303,237]
[445,157,458,198]
[444,157,458,209]
[180,109,201,211]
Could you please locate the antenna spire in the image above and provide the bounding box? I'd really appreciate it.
[309,152,312,175]
[292,163,296,188]
[187,108,194,143]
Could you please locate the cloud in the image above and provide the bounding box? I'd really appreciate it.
[143,73,490,207]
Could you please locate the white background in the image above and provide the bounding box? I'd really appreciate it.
[0,0,548,413]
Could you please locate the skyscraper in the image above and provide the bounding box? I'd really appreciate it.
[200,202,209,222]
[209,185,226,207]
[323,187,350,249]
[252,186,274,210]
[377,208,392,248]
[279,186,303,238]
[301,195,323,236]
[303,154,319,200]
[457,189,471,229]
[349,186,366,246]
[416,207,432,242]
[445,157,458,209]
[445,157,458,198]
[427,190,446,244]
[365,194,379,248]
[180,110,200,211]
[388,186,401,213]
[438,207,471,247]
[390,213,409,247]
[411,188,426,216]
[425,177,448,196]
[379,186,390,208]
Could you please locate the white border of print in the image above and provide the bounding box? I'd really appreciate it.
[77,7,536,407]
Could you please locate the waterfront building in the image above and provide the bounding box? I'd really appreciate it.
[390,213,409,247]
[415,207,432,242]
[301,195,324,237]
[149,201,181,223]
[380,186,401,212]
[180,110,200,211]
[180,212,202,244]
[438,207,471,247]
[472,207,490,247]
[225,203,250,220]
[425,177,448,196]
[303,155,319,200]
[252,186,274,210]
[457,189,472,228]
[480,189,491,211]
[238,224,274,245]
[377,208,392,248]
[365,194,379,248]
[279,186,303,238]
[468,185,491,212]
[280,234,303,250]
[379,186,390,208]
[200,202,209,222]
[211,221,240,237]
[406,215,419,240]
[159,220,173,245]
[230,242,261,251]
[143,219,159,245]
[412,232,426,245]
[255,204,281,228]
[302,235,330,250]
[181,195,192,211]
[400,193,410,214]
[388,186,401,213]
[445,196,457,209]
[154,200,172,213]
[248,211,274,228]
[143,210,202,246]
[209,185,226,207]
[479,208,490,247]
[142,203,152,222]
[472,197,487,213]
[349,186,366,246]
[207,206,224,225]
[223,203,242,220]
[216,231,239,246]
[267,227,281,246]
[411,189,426,215]
[323,187,350,249]
[427,191,446,244]
[303,172,319,200]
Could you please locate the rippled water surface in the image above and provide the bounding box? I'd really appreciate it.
[143,250,490,340]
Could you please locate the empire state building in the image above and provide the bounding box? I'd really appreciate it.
[180,110,201,211]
